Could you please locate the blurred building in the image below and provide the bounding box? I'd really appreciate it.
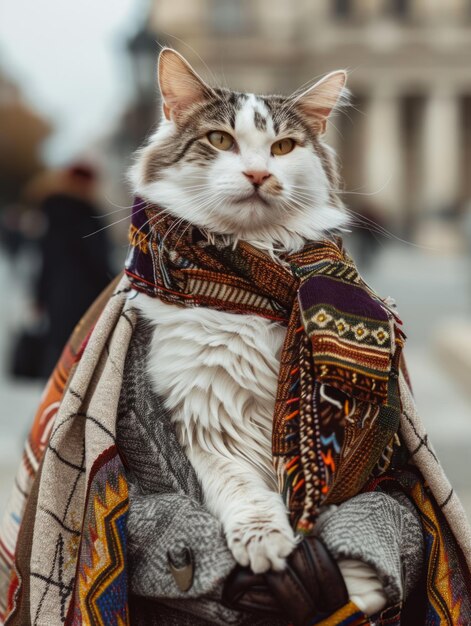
[0,73,51,204]
[120,0,471,239]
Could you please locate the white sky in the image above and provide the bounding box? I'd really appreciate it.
[0,0,147,164]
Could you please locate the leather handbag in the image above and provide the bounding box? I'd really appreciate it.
[222,535,349,626]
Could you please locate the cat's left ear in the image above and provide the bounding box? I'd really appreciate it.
[294,70,348,134]
[158,48,214,123]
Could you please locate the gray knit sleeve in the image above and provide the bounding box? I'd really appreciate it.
[117,321,237,601]
[315,491,424,605]
[126,480,236,600]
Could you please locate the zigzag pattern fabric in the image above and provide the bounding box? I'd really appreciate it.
[0,197,469,624]
[0,278,134,625]
[71,451,129,626]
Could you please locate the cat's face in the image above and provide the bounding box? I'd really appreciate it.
[130,48,349,252]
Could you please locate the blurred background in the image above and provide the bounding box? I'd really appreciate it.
[0,0,470,518]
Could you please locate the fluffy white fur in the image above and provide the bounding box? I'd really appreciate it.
[129,50,354,574]
[137,295,297,572]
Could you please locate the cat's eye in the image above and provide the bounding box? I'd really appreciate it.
[271,138,295,156]
[207,131,234,151]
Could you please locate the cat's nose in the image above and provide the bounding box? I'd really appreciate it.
[243,170,271,187]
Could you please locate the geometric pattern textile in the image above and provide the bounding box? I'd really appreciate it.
[366,466,471,625]
[0,199,469,624]
[69,450,129,626]
[0,277,133,625]
[313,601,370,625]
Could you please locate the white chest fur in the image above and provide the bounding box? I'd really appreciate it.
[135,292,286,488]
[134,292,298,574]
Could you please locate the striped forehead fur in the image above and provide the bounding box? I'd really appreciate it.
[141,89,337,186]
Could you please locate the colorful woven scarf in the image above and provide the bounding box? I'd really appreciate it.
[125,197,405,531]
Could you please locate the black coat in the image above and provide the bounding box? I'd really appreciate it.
[35,192,112,375]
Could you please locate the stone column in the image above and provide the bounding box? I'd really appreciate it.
[352,0,382,21]
[420,88,460,213]
[393,0,463,22]
[363,88,404,225]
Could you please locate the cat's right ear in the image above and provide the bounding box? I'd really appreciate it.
[158,48,213,123]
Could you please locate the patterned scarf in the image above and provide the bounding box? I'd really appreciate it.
[125,197,405,531]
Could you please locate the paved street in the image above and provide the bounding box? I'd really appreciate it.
[0,242,470,520]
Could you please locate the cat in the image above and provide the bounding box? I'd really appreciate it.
[129,48,349,575]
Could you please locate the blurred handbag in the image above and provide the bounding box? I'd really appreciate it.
[9,318,48,380]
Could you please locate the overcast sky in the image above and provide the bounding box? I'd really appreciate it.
[0,0,147,164]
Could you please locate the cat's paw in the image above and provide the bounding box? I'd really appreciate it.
[226,518,298,574]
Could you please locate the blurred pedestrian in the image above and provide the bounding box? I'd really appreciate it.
[35,165,112,377]
[22,164,112,377]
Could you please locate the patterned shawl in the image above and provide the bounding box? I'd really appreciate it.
[0,196,470,625]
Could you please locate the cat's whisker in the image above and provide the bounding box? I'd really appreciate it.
[284,194,344,231]
[123,209,175,262]
[284,185,401,243]
[288,178,395,199]
[282,193,311,215]
[92,203,137,219]
[172,195,224,247]
[103,196,140,212]
[151,190,226,249]
[343,208,432,248]
[83,205,146,239]
[160,216,186,247]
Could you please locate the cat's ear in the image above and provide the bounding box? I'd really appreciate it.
[158,48,213,123]
[294,70,348,134]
